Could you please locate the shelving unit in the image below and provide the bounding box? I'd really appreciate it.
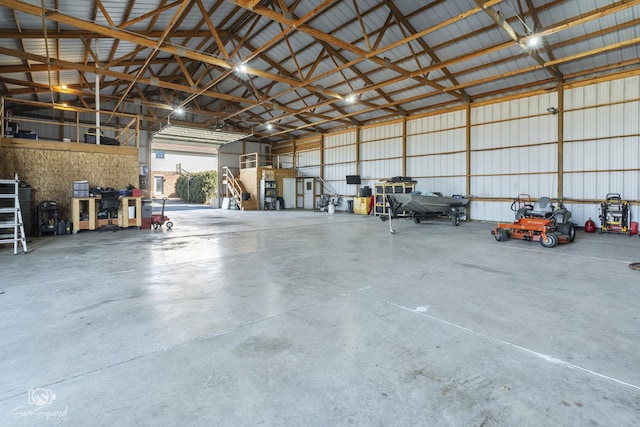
[71,197,97,232]
[118,197,142,228]
[260,179,278,210]
[374,181,416,217]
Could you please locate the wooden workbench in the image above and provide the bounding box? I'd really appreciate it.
[71,196,142,232]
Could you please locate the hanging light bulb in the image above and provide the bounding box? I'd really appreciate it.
[526,34,541,48]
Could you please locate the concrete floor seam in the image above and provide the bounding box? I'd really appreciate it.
[360,291,640,393]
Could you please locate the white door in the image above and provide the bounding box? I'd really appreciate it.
[283,178,296,208]
[303,178,314,209]
[154,175,164,196]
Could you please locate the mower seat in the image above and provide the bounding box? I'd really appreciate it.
[527,197,553,218]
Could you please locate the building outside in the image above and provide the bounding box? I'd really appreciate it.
[150,142,218,199]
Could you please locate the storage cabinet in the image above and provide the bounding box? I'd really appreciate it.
[118,197,142,228]
[374,181,415,217]
[71,197,97,232]
[260,179,278,210]
[353,196,373,215]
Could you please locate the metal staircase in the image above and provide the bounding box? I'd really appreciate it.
[222,167,249,209]
[0,174,28,254]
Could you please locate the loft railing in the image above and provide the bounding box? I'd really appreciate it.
[239,152,282,169]
[1,96,139,147]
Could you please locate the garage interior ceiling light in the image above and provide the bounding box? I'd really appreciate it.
[152,124,252,146]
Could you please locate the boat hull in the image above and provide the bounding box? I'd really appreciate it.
[389,193,469,215]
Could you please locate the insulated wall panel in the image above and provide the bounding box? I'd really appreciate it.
[324,130,356,149]
[564,171,640,200]
[360,122,402,141]
[322,163,353,195]
[472,115,556,150]
[472,145,557,175]
[279,154,294,169]
[469,92,560,221]
[562,75,640,224]
[296,149,320,177]
[359,138,402,160]
[564,138,640,172]
[471,92,557,123]
[360,159,402,180]
[406,152,466,178]
[471,200,518,222]
[406,128,466,156]
[471,174,557,199]
[406,110,465,135]
[406,110,465,156]
[323,145,355,165]
[415,177,466,196]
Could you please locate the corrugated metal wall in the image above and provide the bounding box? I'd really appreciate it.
[407,110,466,196]
[296,148,321,179]
[359,122,403,184]
[563,75,640,225]
[322,130,357,196]
[471,92,558,221]
[281,75,640,223]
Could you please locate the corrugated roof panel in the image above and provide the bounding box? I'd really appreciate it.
[560,44,640,77]
[464,71,555,99]
[413,93,452,112]
[273,35,324,70]
[416,8,498,48]
[57,39,89,64]
[2,73,31,89]
[56,70,80,87]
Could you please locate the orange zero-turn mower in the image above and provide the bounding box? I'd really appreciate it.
[492,217,575,248]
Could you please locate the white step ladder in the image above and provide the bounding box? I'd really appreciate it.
[0,174,28,254]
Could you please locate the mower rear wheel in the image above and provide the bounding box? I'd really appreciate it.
[166,221,174,229]
[494,228,507,242]
[558,223,576,242]
[539,233,558,248]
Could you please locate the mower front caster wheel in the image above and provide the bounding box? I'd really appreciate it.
[539,233,558,248]
[152,223,159,230]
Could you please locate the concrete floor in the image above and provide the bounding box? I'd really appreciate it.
[1,201,639,426]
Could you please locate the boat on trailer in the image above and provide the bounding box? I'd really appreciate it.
[383,192,470,226]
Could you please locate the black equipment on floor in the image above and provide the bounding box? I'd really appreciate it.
[37,201,59,236]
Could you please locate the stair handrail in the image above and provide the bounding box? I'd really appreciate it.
[223,166,243,200]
